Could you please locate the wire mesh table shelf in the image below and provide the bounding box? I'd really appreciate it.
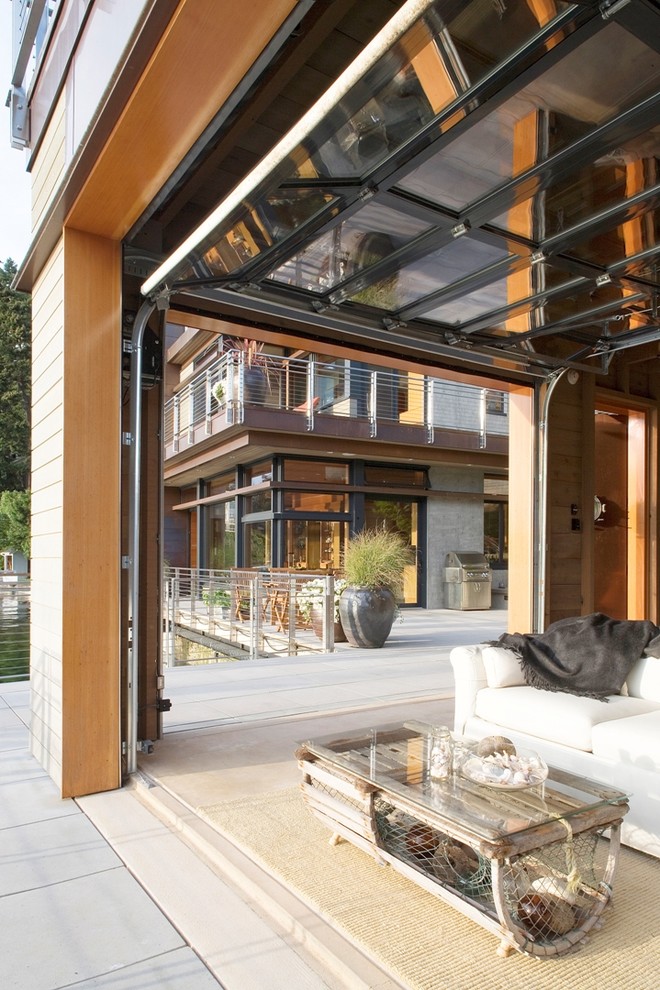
[297,723,628,957]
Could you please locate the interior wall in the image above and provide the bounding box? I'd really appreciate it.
[546,376,585,627]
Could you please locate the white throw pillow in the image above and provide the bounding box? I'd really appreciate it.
[481,646,525,689]
[625,656,660,702]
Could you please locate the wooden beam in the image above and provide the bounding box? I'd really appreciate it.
[61,229,122,796]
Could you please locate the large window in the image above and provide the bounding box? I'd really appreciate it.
[285,519,348,571]
[484,476,508,569]
[282,459,349,484]
[205,502,236,569]
[244,520,271,568]
[364,497,419,605]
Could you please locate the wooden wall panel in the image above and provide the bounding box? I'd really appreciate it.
[546,377,584,626]
[60,229,122,797]
[507,387,535,632]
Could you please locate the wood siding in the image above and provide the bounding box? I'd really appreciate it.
[32,92,66,236]
[30,240,65,786]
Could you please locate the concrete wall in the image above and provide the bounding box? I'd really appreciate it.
[426,466,485,609]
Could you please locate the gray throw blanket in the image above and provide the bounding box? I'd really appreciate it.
[489,612,660,700]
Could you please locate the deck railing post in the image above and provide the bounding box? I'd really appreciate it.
[369,369,378,437]
[425,377,435,443]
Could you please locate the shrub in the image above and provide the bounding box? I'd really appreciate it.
[342,528,415,597]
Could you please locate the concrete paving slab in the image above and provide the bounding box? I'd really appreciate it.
[79,787,338,990]
[0,775,80,829]
[1,813,121,895]
[1,868,187,990]
[71,947,222,989]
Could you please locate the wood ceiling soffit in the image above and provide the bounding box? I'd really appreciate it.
[67,0,299,240]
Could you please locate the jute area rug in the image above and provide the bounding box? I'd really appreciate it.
[199,788,659,990]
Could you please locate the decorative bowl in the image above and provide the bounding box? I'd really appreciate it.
[461,748,548,789]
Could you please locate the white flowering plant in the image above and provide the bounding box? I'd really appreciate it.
[296,577,347,623]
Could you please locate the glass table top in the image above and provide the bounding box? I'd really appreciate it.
[300,721,628,845]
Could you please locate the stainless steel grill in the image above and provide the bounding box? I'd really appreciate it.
[444,551,492,610]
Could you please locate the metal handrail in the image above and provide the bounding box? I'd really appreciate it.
[163,567,340,664]
[163,350,508,452]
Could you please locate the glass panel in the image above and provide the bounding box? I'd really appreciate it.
[484,501,508,569]
[423,263,574,325]
[285,519,348,571]
[351,237,511,310]
[207,472,236,497]
[268,202,431,293]
[244,491,272,513]
[364,497,418,605]
[566,219,660,277]
[244,460,273,485]
[491,147,660,240]
[290,0,571,181]
[398,22,660,211]
[205,502,236,569]
[177,189,337,281]
[283,492,348,512]
[476,280,654,337]
[244,521,271,567]
[283,460,349,484]
[363,466,426,488]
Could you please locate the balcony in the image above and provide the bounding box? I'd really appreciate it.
[163,350,508,461]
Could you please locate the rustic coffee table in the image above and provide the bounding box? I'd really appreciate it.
[297,722,629,957]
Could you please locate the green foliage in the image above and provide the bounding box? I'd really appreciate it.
[202,585,231,608]
[0,490,30,557]
[341,528,415,596]
[0,259,31,490]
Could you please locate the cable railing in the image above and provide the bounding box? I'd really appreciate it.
[163,350,508,454]
[164,567,343,664]
[0,582,30,683]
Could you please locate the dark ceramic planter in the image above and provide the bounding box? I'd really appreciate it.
[243,367,268,405]
[338,586,396,649]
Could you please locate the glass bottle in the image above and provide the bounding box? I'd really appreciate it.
[429,726,453,780]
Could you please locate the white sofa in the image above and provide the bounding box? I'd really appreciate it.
[450,643,660,859]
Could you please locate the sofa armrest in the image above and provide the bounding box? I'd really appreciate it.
[450,645,488,735]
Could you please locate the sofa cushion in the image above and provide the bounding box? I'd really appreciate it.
[474,686,660,752]
[482,646,525,688]
[625,655,660,702]
[592,711,660,774]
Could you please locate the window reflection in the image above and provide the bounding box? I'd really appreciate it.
[398,22,660,211]
[424,264,574,326]
[268,203,430,293]
[351,236,511,311]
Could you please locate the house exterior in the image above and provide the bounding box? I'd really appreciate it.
[8,0,660,797]
[162,324,509,608]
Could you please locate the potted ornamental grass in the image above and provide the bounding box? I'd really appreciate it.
[339,528,415,648]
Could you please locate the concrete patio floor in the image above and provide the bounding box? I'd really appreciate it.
[1,608,506,989]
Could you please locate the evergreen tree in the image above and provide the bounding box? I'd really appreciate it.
[0,489,30,558]
[0,259,31,490]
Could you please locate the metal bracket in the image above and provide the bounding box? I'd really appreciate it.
[122,432,133,446]
[7,87,30,149]
[121,555,131,569]
[156,698,172,713]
